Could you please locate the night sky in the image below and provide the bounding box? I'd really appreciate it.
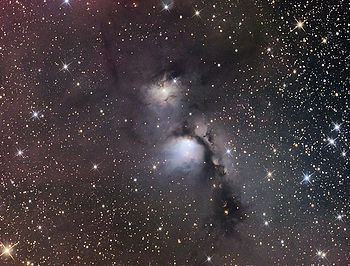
[0,0,349,265]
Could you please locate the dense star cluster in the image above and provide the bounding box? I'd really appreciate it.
[0,0,349,265]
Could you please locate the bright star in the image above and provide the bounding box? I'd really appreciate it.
[91,163,101,171]
[294,19,305,31]
[265,170,274,180]
[336,214,343,221]
[301,172,314,184]
[31,110,41,120]
[62,0,71,6]
[303,174,310,181]
[161,1,173,11]
[327,137,336,147]
[193,9,203,18]
[206,256,212,262]
[316,250,328,259]
[60,61,72,73]
[0,242,18,261]
[332,123,341,132]
[225,147,233,157]
[16,148,25,157]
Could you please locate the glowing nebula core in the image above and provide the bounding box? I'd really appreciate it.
[163,136,205,173]
[148,77,181,107]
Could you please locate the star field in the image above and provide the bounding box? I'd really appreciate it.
[0,0,349,265]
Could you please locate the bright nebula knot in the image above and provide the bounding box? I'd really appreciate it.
[163,136,205,173]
